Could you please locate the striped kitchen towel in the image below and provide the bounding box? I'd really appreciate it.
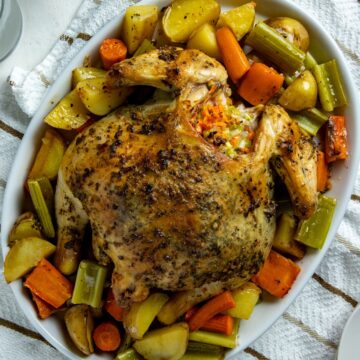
[1,0,360,359]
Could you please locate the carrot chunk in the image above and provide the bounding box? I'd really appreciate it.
[188,291,236,332]
[252,250,300,298]
[99,38,127,70]
[104,288,125,321]
[216,27,250,84]
[24,258,73,308]
[31,291,55,319]
[93,322,121,352]
[325,115,348,163]
[237,62,284,105]
[201,314,234,336]
[317,151,330,192]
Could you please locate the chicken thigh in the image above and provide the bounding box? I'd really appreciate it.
[55,48,317,305]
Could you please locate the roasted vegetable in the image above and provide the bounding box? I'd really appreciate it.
[317,151,330,193]
[72,67,107,88]
[325,115,348,163]
[295,195,336,249]
[115,349,141,360]
[279,70,318,111]
[24,258,73,308]
[31,291,55,319]
[226,283,261,320]
[162,0,220,43]
[93,321,121,351]
[8,212,42,247]
[293,107,328,136]
[133,323,189,360]
[27,177,55,238]
[44,89,91,130]
[217,2,256,40]
[72,260,107,308]
[100,38,128,70]
[265,17,310,51]
[123,292,169,339]
[246,21,305,74]
[133,38,156,57]
[28,129,65,181]
[121,5,159,54]
[105,288,125,321]
[313,59,348,112]
[4,237,55,283]
[272,213,305,259]
[76,77,131,116]
[65,305,94,355]
[187,23,221,61]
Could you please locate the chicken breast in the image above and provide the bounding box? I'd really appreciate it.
[55,48,317,305]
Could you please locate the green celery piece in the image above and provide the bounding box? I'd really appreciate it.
[180,352,224,360]
[189,320,239,349]
[245,22,305,74]
[72,260,107,308]
[133,39,156,57]
[186,342,225,355]
[303,108,329,124]
[117,331,133,354]
[313,59,348,112]
[292,111,326,136]
[27,177,55,238]
[295,195,336,249]
[284,74,295,86]
[305,52,317,69]
[114,349,141,360]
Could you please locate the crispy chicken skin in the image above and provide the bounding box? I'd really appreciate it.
[55,48,317,305]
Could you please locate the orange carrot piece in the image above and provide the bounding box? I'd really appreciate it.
[104,289,125,321]
[325,115,348,163]
[93,322,121,352]
[201,314,234,336]
[238,63,284,105]
[317,151,330,192]
[185,307,199,322]
[216,27,250,84]
[188,291,236,332]
[24,258,73,309]
[252,250,300,298]
[31,291,55,319]
[100,38,127,70]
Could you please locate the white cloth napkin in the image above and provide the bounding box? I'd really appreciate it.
[1,0,360,359]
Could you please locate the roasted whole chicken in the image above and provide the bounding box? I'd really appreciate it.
[55,48,317,306]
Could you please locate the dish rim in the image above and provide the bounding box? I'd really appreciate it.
[1,0,360,359]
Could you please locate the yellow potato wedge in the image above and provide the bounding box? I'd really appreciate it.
[4,237,56,283]
[28,128,65,181]
[162,0,220,43]
[226,282,261,320]
[44,90,91,130]
[65,305,94,355]
[123,292,169,339]
[121,5,159,54]
[76,77,132,116]
[187,23,221,61]
[217,2,256,41]
[72,67,107,88]
[8,212,43,247]
[133,323,189,360]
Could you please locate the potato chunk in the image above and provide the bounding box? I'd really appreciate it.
[28,128,65,181]
[121,5,159,54]
[76,77,131,116]
[133,323,189,360]
[217,2,256,40]
[44,90,91,130]
[65,305,94,355]
[162,0,220,43]
[4,237,56,283]
[187,23,221,61]
[123,292,169,339]
[72,67,107,88]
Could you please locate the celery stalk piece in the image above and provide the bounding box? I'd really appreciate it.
[117,331,133,354]
[133,39,156,57]
[313,59,348,112]
[303,108,329,124]
[292,112,325,136]
[295,195,336,249]
[181,352,224,360]
[71,260,107,308]
[245,22,305,74]
[305,52,317,70]
[27,177,55,238]
[186,342,225,355]
[284,74,295,86]
[189,320,239,349]
[115,349,141,360]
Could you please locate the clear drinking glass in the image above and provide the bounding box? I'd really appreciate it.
[0,0,22,61]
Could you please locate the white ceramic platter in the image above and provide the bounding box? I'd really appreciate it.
[1,0,360,359]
